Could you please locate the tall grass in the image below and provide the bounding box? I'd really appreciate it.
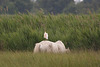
[0,51,100,67]
[0,13,100,51]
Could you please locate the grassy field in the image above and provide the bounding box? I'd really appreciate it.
[0,51,100,67]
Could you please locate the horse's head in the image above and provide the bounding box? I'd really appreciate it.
[65,47,70,53]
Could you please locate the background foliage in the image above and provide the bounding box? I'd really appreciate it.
[0,13,100,51]
[0,0,100,14]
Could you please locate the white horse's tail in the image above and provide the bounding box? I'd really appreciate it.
[34,43,40,53]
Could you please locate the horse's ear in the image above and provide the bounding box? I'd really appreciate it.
[68,47,69,49]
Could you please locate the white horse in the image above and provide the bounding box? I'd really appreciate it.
[33,40,70,53]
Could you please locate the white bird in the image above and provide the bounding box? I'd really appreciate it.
[44,31,48,40]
